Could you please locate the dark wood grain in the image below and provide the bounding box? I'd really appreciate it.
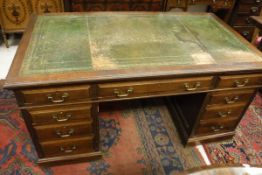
[98,76,214,100]
[34,120,93,141]
[18,84,92,106]
[26,103,92,124]
[217,74,262,88]
[229,0,262,41]
[200,103,246,120]
[207,89,255,106]
[40,136,95,157]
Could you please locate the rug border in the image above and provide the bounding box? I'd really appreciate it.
[176,164,262,175]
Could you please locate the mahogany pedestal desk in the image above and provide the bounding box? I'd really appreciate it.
[4,12,262,165]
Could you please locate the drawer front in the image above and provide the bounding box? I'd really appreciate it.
[98,76,214,100]
[231,15,254,26]
[208,89,255,106]
[19,85,91,106]
[240,0,262,4]
[188,0,232,6]
[167,0,186,9]
[130,3,162,11]
[72,1,162,11]
[211,0,233,9]
[236,4,261,15]
[107,3,130,11]
[217,74,262,89]
[41,136,94,157]
[233,26,255,41]
[201,104,245,120]
[195,118,238,135]
[27,104,93,124]
[188,0,212,5]
[34,121,93,141]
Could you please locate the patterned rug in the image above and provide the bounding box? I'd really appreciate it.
[203,93,262,166]
[0,89,205,175]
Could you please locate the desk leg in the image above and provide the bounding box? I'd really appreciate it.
[1,29,9,48]
[93,103,100,151]
[252,27,260,45]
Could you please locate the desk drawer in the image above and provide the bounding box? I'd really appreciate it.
[208,89,255,106]
[27,104,93,125]
[233,26,255,41]
[211,0,234,9]
[236,3,261,15]
[167,0,186,9]
[195,118,238,135]
[231,15,254,26]
[19,85,91,106]
[40,136,94,157]
[240,0,262,4]
[187,0,218,5]
[34,121,93,141]
[188,0,232,7]
[98,76,213,99]
[201,103,245,120]
[217,74,262,89]
[188,0,211,4]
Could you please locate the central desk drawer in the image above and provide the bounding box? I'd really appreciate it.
[40,136,94,157]
[34,121,93,141]
[98,76,214,99]
[26,104,93,125]
[18,85,91,106]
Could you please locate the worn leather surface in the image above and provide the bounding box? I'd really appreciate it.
[20,13,262,76]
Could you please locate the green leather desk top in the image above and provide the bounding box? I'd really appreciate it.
[5,13,262,88]
[19,13,262,76]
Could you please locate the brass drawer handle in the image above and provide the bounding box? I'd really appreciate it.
[245,17,251,24]
[242,31,250,37]
[224,96,239,104]
[250,7,258,13]
[59,145,77,153]
[47,92,69,103]
[213,0,216,3]
[211,125,224,132]
[55,128,74,138]
[234,79,249,87]
[218,111,231,118]
[113,88,133,98]
[52,112,72,122]
[184,82,201,91]
[224,0,228,6]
